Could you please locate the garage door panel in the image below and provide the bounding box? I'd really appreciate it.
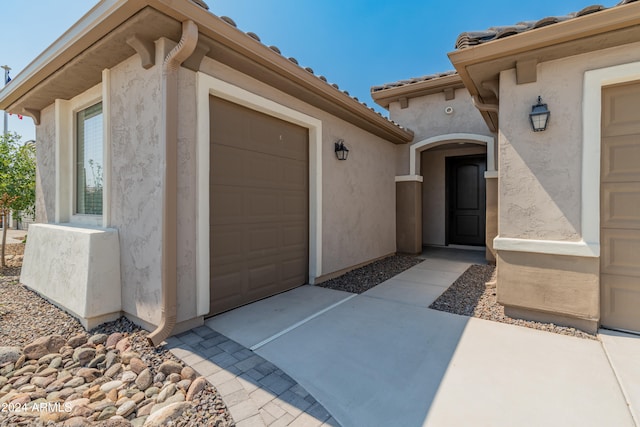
[248,226,280,254]
[209,96,308,316]
[210,269,244,299]
[210,187,244,224]
[246,189,281,217]
[283,158,307,183]
[282,257,307,281]
[282,191,307,214]
[601,274,640,332]
[602,83,640,137]
[601,82,640,332]
[246,153,283,184]
[601,135,640,182]
[247,263,278,292]
[283,224,307,248]
[211,145,247,184]
[601,229,640,277]
[210,226,244,259]
[601,183,640,229]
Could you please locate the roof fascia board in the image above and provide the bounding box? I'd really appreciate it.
[0,0,147,110]
[371,74,465,109]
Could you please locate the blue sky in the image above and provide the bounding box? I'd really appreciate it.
[2,0,618,142]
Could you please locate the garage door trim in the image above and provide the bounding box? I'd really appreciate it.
[195,72,323,317]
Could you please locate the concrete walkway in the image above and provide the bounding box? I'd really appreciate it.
[169,252,639,427]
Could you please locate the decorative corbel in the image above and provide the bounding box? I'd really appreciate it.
[481,80,500,100]
[22,108,41,126]
[182,42,211,72]
[516,59,538,84]
[126,35,156,69]
[398,97,408,109]
[444,87,455,101]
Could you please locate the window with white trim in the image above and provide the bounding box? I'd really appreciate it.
[76,102,103,215]
[55,71,110,227]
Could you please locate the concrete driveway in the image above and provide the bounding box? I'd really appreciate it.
[200,257,639,427]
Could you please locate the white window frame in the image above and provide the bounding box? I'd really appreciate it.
[55,69,111,227]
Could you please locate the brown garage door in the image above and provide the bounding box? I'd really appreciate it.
[208,96,309,317]
[600,81,640,333]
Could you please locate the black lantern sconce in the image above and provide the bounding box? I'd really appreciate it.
[529,96,550,132]
[334,139,349,161]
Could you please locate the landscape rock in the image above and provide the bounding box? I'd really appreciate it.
[88,333,109,345]
[23,335,66,360]
[116,399,137,417]
[73,347,96,366]
[106,333,124,348]
[67,334,88,348]
[129,357,146,374]
[180,366,197,381]
[186,377,207,401]
[105,362,122,379]
[157,361,182,376]
[143,401,191,427]
[135,369,152,391]
[0,347,22,364]
[115,338,131,353]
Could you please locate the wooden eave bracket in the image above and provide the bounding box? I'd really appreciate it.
[516,59,538,84]
[183,42,210,72]
[126,34,156,69]
[399,97,408,109]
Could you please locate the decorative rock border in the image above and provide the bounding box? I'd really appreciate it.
[0,332,211,426]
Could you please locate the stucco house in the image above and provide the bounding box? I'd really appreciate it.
[0,0,638,341]
[373,0,640,334]
[0,0,414,344]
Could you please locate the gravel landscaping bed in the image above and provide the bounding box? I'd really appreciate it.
[0,256,234,426]
[317,254,422,293]
[429,264,598,340]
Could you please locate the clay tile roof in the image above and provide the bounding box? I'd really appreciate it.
[210,8,411,132]
[371,70,458,93]
[455,0,638,49]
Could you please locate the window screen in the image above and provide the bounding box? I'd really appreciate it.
[76,102,103,215]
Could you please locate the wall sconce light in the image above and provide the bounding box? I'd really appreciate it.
[529,96,550,132]
[334,139,349,161]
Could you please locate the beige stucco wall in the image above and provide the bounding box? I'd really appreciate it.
[35,105,56,223]
[389,89,493,176]
[495,41,640,331]
[108,53,164,326]
[30,41,399,330]
[199,57,397,277]
[497,251,599,333]
[421,145,487,246]
[498,41,640,241]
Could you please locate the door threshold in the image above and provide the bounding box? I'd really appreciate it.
[446,244,486,251]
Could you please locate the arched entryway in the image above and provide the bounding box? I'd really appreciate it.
[396,133,497,260]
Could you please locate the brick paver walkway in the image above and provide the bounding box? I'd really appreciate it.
[165,326,339,427]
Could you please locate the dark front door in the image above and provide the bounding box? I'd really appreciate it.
[447,155,486,246]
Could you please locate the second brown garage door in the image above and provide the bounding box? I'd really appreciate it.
[208,96,309,317]
[600,81,640,333]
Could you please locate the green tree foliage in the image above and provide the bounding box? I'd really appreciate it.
[0,132,35,268]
